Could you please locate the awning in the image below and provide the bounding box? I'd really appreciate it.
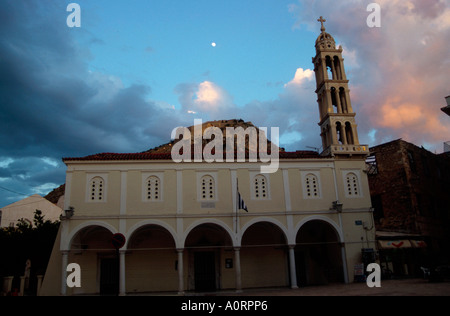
[378,240,411,249]
[410,240,427,248]
[378,239,427,249]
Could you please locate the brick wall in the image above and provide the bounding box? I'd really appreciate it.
[368,139,450,243]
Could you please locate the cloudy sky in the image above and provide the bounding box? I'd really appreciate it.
[0,0,449,208]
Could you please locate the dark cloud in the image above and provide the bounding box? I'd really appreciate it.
[0,1,188,206]
[0,168,12,179]
[0,1,187,158]
[0,1,324,207]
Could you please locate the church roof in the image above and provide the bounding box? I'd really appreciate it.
[63,150,324,163]
[315,32,336,48]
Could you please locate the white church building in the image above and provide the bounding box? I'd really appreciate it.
[40,18,376,296]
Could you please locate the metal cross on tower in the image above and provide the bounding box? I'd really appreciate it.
[318,16,326,32]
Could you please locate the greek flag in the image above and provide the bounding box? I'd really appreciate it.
[237,190,248,212]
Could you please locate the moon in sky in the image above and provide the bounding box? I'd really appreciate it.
[211,42,216,47]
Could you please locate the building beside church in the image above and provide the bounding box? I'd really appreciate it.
[0,194,62,228]
[441,96,450,117]
[40,18,376,296]
[367,139,450,277]
[441,96,450,154]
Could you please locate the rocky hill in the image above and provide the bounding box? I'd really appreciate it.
[44,183,65,205]
[145,119,284,154]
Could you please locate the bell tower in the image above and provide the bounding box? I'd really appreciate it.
[312,17,368,158]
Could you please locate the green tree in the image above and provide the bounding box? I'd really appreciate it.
[0,210,59,295]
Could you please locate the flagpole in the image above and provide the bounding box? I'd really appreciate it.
[236,178,239,234]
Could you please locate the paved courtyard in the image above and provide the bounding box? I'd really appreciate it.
[131,278,450,296]
[229,278,450,296]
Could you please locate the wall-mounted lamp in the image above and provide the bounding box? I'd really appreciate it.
[60,206,75,220]
[66,206,75,218]
[332,200,343,212]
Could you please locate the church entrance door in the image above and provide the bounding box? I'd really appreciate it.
[194,251,216,292]
[100,257,119,295]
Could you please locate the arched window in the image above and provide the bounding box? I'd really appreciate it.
[146,176,161,201]
[89,176,104,201]
[305,174,320,198]
[333,56,343,80]
[345,122,354,145]
[201,175,215,200]
[345,172,360,197]
[339,87,348,113]
[325,55,333,80]
[336,122,344,144]
[253,174,268,199]
[302,171,322,199]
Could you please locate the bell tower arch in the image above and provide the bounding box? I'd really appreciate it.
[312,17,368,158]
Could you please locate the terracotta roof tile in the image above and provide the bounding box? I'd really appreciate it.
[63,150,326,162]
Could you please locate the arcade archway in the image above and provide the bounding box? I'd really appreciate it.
[184,223,234,292]
[295,220,344,286]
[68,224,116,295]
[126,224,178,293]
[241,221,289,288]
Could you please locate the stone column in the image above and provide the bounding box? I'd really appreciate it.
[344,90,354,113]
[234,248,242,293]
[330,59,337,80]
[177,249,184,295]
[321,57,328,80]
[340,123,347,145]
[119,250,126,296]
[36,275,44,296]
[4,276,14,294]
[60,251,69,296]
[326,89,333,113]
[332,123,339,145]
[339,57,347,80]
[335,89,342,113]
[288,245,298,289]
[19,276,25,296]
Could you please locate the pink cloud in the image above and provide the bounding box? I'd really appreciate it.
[290,0,450,152]
[284,68,314,88]
[410,0,446,19]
